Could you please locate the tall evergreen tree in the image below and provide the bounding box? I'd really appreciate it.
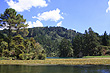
[0,8,28,50]
[84,27,100,56]
[83,30,89,56]
[73,34,84,57]
[102,31,109,46]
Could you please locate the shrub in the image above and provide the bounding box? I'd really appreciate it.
[2,49,10,57]
[10,50,16,57]
[19,54,24,60]
[38,54,46,60]
[23,53,33,60]
[0,57,12,60]
[15,48,23,56]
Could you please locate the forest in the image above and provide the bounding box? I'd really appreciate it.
[27,27,110,57]
[0,8,110,60]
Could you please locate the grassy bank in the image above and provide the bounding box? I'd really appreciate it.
[0,58,110,65]
[83,56,110,58]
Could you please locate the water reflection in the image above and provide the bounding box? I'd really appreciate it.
[0,65,110,73]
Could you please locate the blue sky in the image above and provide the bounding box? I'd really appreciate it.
[0,0,110,35]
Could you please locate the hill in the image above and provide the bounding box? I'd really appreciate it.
[0,27,81,57]
[27,27,81,57]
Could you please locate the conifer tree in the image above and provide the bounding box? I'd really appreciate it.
[102,31,109,46]
[84,27,100,56]
[0,8,28,50]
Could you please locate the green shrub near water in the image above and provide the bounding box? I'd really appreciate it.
[2,49,10,57]
[37,54,46,60]
[0,57,12,60]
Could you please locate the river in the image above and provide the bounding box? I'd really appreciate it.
[0,65,110,73]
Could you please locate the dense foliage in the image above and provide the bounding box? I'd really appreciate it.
[27,27,78,57]
[59,38,73,57]
[26,27,110,57]
[0,8,46,60]
[1,26,110,58]
[73,28,110,57]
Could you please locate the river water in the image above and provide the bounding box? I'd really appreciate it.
[0,65,110,73]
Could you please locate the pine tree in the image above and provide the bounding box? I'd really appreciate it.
[0,8,28,50]
[73,34,84,57]
[84,27,100,56]
[102,31,109,46]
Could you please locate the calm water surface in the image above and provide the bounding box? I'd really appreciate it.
[0,65,110,73]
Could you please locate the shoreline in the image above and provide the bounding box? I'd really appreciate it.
[1,64,110,67]
[0,58,110,66]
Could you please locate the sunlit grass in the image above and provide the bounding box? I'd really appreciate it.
[0,58,110,65]
[83,56,110,58]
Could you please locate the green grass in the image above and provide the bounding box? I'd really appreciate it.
[83,56,110,58]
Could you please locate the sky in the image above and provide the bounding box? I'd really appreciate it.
[0,0,110,35]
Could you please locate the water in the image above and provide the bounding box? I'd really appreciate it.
[0,65,110,73]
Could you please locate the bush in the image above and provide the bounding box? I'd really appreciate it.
[23,53,34,60]
[23,54,29,60]
[15,48,23,56]
[28,53,34,60]
[0,57,12,60]
[10,50,16,57]
[2,49,10,57]
[19,54,24,60]
[0,53,2,57]
[38,54,46,60]
[12,56,17,60]
[105,51,110,55]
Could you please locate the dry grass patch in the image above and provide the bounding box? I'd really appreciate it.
[0,58,110,65]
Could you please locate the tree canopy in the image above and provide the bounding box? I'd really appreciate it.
[0,8,28,50]
[59,38,73,57]
[0,8,46,60]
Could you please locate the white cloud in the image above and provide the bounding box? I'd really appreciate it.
[33,8,64,22]
[106,0,110,13]
[72,29,76,31]
[6,0,48,12]
[32,16,37,19]
[48,0,51,2]
[27,20,43,28]
[61,12,64,14]
[0,27,4,30]
[57,21,62,27]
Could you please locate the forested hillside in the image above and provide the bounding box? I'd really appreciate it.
[1,26,110,57]
[26,27,110,57]
[27,27,80,57]
[1,27,81,57]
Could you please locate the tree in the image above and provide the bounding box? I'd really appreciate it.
[24,39,32,53]
[83,30,89,56]
[84,27,100,56]
[73,34,84,57]
[59,38,73,57]
[13,34,24,45]
[34,43,46,60]
[0,41,8,56]
[102,31,109,46]
[0,8,28,50]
